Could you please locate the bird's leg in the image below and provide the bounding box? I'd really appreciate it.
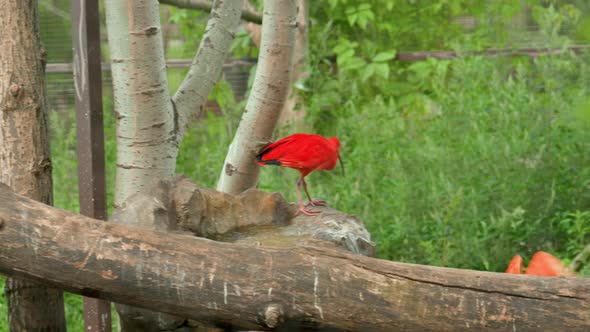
[300,177,326,207]
[295,178,321,216]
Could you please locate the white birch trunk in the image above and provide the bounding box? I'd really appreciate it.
[105,0,177,206]
[104,1,244,330]
[278,0,309,125]
[173,0,244,136]
[217,0,297,194]
[243,0,309,126]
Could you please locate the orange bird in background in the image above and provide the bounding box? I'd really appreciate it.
[256,133,343,216]
[505,251,573,276]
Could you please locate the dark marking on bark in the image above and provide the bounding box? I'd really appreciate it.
[145,26,159,35]
[139,88,165,96]
[111,58,125,63]
[170,98,179,140]
[130,26,160,36]
[225,163,235,176]
[117,163,147,170]
[113,110,123,120]
[32,158,52,175]
[0,216,4,231]
[145,121,165,129]
[204,36,213,48]
[39,47,47,67]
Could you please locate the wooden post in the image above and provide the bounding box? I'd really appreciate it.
[71,1,111,331]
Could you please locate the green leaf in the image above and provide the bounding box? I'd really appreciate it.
[341,57,367,71]
[328,0,339,9]
[347,12,358,26]
[374,63,390,79]
[373,51,397,62]
[358,3,371,11]
[336,49,355,66]
[361,64,376,82]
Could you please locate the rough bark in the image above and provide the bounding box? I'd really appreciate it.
[0,183,589,331]
[0,1,66,330]
[217,0,296,194]
[159,0,262,24]
[172,0,244,137]
[109,176,375,257]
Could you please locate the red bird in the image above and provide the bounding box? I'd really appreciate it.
[505,251,572,276]
[256,133,343,216]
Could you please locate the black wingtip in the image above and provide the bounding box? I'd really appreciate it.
[256,151,281,166]
[262,159,281,166]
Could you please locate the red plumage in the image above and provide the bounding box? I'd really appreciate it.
[256,133,342,216]
[505,255,523,274]
[505,251,572,277]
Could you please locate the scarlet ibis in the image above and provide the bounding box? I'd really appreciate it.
[256,133,343,216]
[505,251,571,276]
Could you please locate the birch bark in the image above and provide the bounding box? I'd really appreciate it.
[104,0,244,330]
[217,0,297,194]
[173,0,244,137]
[105,0,177,206]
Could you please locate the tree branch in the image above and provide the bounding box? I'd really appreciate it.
[0,183,589,331]
[172,0,244,138]
[159,0,262,24]
[217,0,297,194]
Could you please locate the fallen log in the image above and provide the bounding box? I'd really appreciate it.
[0,183,589,331]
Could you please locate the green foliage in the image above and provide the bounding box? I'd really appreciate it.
[167,7,207,57]
[293,53,589,272]
[284,0,590,272]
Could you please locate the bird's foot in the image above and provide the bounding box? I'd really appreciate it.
[305,199,326,207]
[296,203,322,216]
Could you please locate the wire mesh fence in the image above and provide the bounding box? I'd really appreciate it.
[39,0,590,113]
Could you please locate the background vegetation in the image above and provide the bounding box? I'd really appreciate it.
[2,0,590,330]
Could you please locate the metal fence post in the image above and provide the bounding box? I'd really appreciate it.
[71,1,112,331]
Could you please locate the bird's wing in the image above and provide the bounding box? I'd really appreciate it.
[524,251,569,277]
[505,255,523,274]
[256,133,339,172]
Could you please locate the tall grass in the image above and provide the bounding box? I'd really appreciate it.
[305,54,590,271]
